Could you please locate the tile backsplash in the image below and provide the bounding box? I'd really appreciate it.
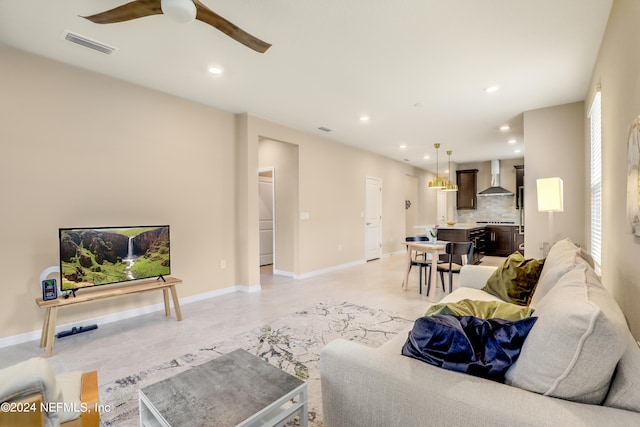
[457,195,520,223]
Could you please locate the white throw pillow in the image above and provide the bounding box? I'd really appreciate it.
[529,238,579,308]
[505,262,628,404]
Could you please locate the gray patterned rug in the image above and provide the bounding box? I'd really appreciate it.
[99,301,413,426]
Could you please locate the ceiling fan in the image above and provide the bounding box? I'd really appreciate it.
[81,0,271,53]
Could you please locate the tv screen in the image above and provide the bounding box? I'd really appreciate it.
[59,225,171,291]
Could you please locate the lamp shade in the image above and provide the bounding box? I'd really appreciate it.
[537,177,564,212]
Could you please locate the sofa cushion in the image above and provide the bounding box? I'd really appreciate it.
[529,238,580,307]
[604,333,640,412]
[402,315,537,381]
[481,252,544,306]
[504,262,628,404]
[425,299,534,321]
[56,370,84,422]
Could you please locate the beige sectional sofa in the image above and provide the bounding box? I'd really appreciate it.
[320,239,640,426]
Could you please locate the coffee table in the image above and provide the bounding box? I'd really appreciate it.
[139,349,308,426]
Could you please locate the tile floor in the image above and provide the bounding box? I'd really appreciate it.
[0,253,504,385]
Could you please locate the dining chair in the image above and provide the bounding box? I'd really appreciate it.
[427,242,474,295]
[405,236,443,295]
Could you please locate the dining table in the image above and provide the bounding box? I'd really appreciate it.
[402,240,449,302]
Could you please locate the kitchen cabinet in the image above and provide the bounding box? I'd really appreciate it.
[485,225,523,256]
[436,226,485,264]
[456,169,478,210]
[515,165,525,208]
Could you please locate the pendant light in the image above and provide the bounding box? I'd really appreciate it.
[442,150,458,192]
[428,143,447,189]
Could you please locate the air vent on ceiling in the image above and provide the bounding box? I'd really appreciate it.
[318,126,334,132]
[62,30,118,55]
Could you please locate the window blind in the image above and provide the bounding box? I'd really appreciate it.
[589,90,602,267]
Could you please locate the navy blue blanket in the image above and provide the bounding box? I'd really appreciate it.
[401,315,537,381]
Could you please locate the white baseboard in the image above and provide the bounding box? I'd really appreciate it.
[386,249,405,257]
[273,269,295,278]
[294,259,366,279]
[277,254,401,280]
[0,284,261,349]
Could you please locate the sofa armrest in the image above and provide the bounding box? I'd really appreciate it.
[457,265,496,289]
[320,339,640,427]
[79,371,100,427]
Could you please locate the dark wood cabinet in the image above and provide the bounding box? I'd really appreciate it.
[456,169,478,210]
[436,227,485,264]
[485,225,522,256]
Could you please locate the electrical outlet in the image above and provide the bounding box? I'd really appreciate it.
[220,260,226,269]
[338,244,342,252]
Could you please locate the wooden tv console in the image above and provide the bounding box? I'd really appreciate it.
[35,276,183,357]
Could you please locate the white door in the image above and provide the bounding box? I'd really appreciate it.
[259,173,274,266]
[365,176,382,260]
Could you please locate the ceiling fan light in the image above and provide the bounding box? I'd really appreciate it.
[161,0,197,24]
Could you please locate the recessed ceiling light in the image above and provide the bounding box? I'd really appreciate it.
[508,139,517,144]
[399,144,407,149]
[423,155,430,159]
[500,125,510,131]
[359,116,370,122]
[514,149,521,153]
[484,85,500,93]
[208,66,224,75]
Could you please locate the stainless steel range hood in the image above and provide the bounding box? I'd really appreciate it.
[477,160,514,196]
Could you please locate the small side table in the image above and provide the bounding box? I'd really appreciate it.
[139,349,308,427]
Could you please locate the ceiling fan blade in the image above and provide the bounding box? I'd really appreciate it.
[81,0,163,24]
[193,0,271,53]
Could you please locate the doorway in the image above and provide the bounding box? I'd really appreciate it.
[258,169,275,267]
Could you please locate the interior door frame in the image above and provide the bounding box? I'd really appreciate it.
[258,167,276,269]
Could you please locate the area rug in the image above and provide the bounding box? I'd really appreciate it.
[99,301,413,426]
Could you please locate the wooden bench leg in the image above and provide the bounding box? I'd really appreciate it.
[45,307,58,357]
[170,285,183,321]
[40,307,51,348]
[162,288,171,317]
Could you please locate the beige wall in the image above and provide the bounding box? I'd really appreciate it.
[0,44,238,339]
[523,102,586,257]
[0,44,422,341]
[404,175,419,236]
[243,116,418,275]
[417,170,438,226]
[585,0,640,337]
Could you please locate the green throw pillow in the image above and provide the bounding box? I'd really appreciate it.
[481,252,544,306]
[425,299,534,321]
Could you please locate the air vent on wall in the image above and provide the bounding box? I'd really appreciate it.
[318,126,334,132]
[62,30,118,55]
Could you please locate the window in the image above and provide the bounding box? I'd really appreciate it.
[589,90,602,268]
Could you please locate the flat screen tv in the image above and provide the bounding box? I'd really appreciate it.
[59,225,171,292]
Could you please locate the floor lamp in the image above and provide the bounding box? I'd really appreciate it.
[537,177,564,256]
